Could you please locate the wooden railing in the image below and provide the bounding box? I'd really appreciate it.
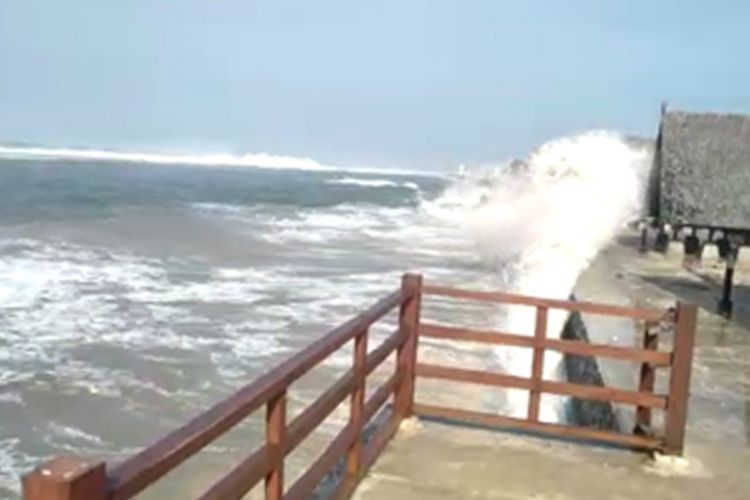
[414,283,697,455]
[23,275,422,500]
[22,274,697,500]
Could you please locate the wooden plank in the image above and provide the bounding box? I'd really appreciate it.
[416,364,664,409]
[284,424,358,500]
[364,373,399,423]
[636,327,660,429]
[420,323,671,366]
[528,307,548,422]
[664,302,698,455]
[330,415,401,500]
[265,391,286,500]
[331,474,359,500]
[543,337,671,366]
[200,367,364,499]
[394,274,422,420]
[540,380,667,409]
[286,371,355,453]
[362,413,401,475]
[366,329,405,376]
[414,404,662,451]
[347,331,368,476]
[326,374,401,500]
[197,446,275,500]
[422,284,667,322]
[108,289,402,500]
[416,363,533,391]
[420,323,535,349]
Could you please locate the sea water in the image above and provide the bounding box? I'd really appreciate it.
[0,133,649,497]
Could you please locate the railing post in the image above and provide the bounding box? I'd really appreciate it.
[664,302,697,455]
[23,456,107,500]
[394,273,423,420]
[346,329,368,477]
[527,306,548,422]
[265,390,287,500]
[635,321,659,434]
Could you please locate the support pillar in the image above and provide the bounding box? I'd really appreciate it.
[719,253,736,318]
[639,222,649,253]
[654,225,670,254]
[683,233,702,266]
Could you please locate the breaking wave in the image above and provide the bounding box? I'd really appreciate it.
[0,145,428,177]
[325,177,420,190]
[427,131,652,421]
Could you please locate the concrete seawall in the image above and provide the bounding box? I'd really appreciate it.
[561,308,619,431]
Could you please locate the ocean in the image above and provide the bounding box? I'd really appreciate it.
[0,133,649,498]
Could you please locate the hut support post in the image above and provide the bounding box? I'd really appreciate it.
[719,260,735,318]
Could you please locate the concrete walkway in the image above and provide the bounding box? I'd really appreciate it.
[353,233,750,499]
[354,419,748,500]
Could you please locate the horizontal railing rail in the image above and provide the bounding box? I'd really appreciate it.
[415,363,668,409]
[415,282,697,455]
[422,284,669,322]
[22,274,697,500]
[419,323,673,365]
[412,403,662,450]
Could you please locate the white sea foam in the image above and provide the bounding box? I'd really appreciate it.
[48,423,106,445]
[257,204,416,245]
[0,438,34,496]
[325,177,420,189]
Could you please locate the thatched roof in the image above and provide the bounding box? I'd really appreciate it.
[651,110,750,229]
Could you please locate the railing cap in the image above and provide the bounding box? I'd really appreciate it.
[23,456,107,500]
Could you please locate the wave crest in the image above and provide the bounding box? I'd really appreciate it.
[325,177,420,190]
[0,145,431,177]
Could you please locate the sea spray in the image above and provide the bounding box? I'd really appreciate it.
[427,131,652,421]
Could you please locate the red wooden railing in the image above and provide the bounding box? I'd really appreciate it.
[22,274,697,500]
[414,283,696,454]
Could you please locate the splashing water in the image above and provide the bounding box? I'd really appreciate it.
[427,131,652,420]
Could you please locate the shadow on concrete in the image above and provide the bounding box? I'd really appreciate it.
[640,274,750,332]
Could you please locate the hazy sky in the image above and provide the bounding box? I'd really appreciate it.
[1,1,749,169]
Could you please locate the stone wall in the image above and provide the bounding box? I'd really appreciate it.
[561,310,619,431]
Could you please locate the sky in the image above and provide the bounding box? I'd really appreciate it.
[1,0,749,170]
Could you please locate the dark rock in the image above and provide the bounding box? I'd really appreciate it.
[561,310,619,431]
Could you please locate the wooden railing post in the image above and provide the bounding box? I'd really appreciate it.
[394,273,423,420]
[346,329,368,477]
[527,306,548,422]
[23,457,107,500]
[664,302,697,455]
[635,322,659,434]
[265,390,287,500]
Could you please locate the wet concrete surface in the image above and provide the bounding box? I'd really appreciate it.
[354,231,750,499]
